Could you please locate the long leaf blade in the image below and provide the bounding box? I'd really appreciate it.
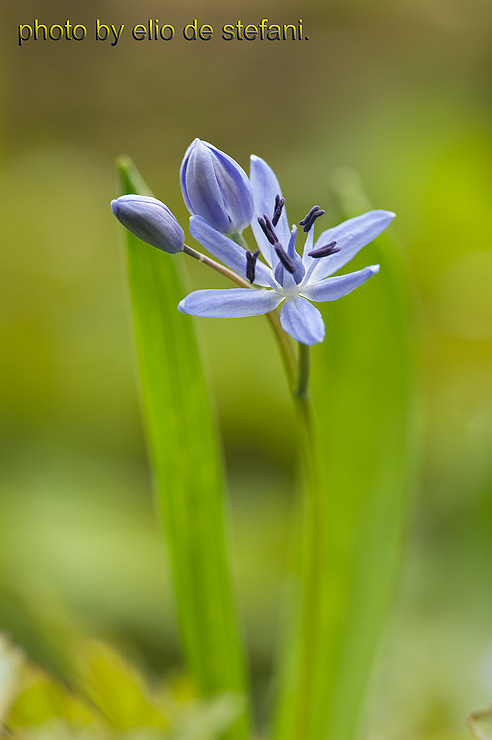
[117,158,249,740]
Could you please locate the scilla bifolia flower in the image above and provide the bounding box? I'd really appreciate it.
[111,195,184,254]
[180,139,254,235]
[178,155,394,345]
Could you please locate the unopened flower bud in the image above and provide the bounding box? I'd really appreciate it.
[111,195,184,254]
[180,139,254,235]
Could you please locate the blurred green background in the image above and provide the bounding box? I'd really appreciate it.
[2,0,492,737]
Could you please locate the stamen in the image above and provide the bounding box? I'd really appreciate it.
[272,194,285,227]
[246,249,260,283]
[299,205,325,232]
[274,243,296,274]
[258,214,296,275]
[287,224,298,258]
[257,215,279,245]
[308,241,341,258]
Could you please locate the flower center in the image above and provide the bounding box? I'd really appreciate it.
[257,213,299,283]
[280,283,302,299]
[258,197,309,286]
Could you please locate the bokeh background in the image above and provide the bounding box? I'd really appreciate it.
[2,0,492,737]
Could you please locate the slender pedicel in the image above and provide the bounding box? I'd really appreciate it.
[246,249,260,283]
[308,241,341,258]
[299,205,325,232]
[272,194,285,226]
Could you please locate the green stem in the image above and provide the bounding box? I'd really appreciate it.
[273,343,324,740]
[294,343,322,737]
[292,394,323,740]
[295,343,310,400]
[230,231,250,250]
[268,311,297,391]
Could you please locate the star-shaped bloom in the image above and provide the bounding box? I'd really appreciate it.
[178,155,394,345]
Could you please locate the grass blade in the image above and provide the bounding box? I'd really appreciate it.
[117,158,249,740]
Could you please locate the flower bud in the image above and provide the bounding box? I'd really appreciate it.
[180,139,254,235]
[111,195,184,254]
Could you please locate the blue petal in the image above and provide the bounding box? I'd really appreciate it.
[181,141,230,233]
[190,216,274,288]
[301,265,380,302]
[280,297,325,345]
[303,210,395,282]
[178,288,281,318]
[180,139,254,234]
[250,155,291,266]
[208,143,254,231]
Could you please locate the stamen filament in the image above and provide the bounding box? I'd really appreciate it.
[287,225,298,258]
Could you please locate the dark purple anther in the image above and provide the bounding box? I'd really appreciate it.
[246,249,260,283]
[308,240,341,258]
[257,215,279,245]
[274,244,296,274]
[272,194,285,227]
[299,205,325,232]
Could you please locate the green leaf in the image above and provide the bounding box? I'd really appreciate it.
[117,159,249,740]
[273,171,418,740]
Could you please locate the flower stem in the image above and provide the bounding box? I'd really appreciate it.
[291,390,323,740]
[231,231,250,251]
[266,310,297,390]
[272,342,324,740]
[182,243,297,389]
[295,342,310,400]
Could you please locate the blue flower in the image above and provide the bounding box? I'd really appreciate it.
[111,195,184,254]
[178,155,395,345]
[180,139,254,235]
